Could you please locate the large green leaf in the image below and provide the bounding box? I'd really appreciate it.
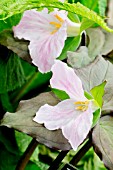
[92,115,113,169]
[0,92,71,150]
[0,48,26,93]
[0,14,22,32]
[0,1,112,33]
[0,127,20,155]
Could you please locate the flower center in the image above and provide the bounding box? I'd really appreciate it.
[74,101,89,111]
[50,14,64,34]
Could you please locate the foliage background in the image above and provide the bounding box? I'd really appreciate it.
[0,0,112,169]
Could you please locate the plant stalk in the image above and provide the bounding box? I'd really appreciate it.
[16,138,38,170]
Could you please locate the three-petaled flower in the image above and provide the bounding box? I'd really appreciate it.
[13,8,81,73]
[33,60,95,150]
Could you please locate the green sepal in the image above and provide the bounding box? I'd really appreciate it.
[51,88,70,100]
[92,107,101,127]
[90,81,107,108]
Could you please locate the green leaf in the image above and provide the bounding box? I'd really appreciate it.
[0,127,20,155]
[11,71,52,103]
[0,143,20,170]
[79,0,98,12]
[98,0,107,17]
[58,36,81,60]
[92,115,113,169]
[76,148,106,170]
[0,93,15,112]
[80,18,94,32]
[68,12,80,23]
[90,81,107,108]
[0,1,113,33]
[15,131,41,164]
[0,14,22,32]
[52,88,70,100]
[0,142,42,170]
[92,108,101,127]
[0,47,26,93]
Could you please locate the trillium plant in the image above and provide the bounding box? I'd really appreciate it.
[1,0,113,170]
[33,60,98,150]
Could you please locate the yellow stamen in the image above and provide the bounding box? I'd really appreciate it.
[75,101,89,105]
[51,29,57,34]
[54,14,64,22]
[49,15,64,35]
[74,100,89,111]
[50,22,61,28]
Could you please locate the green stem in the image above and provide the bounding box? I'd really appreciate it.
[48,150,69,170]
[59,138,92,170]
[70,138,92,166]
[16,139,38,170]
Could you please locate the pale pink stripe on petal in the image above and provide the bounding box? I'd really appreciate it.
[29,25,67,73]
[33,99,77,130]
[50,60,86,100]
[13,9,56,41]
[62,106,93,150]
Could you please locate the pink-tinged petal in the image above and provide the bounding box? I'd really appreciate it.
[13,8,68,41]
[13,9,59,41]
[51,9,68,21]
[50,60,86,100]
[33,99,79,130]
[59,0,65,2]
[62,105,93,150]
[29,25,67,73]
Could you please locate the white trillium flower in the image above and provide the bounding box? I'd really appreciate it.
[33,61,96,150]
[13,8,81,73]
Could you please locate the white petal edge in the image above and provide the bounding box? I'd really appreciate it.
[62,106,93,150]
[29,24,67,73]
[50,60,86,100]
[33,99,79,130]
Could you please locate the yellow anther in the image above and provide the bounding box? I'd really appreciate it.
[49,15,64,35]
[74,101,89,105]
[74,100,89,112]
[54,14,64,22]
[50,22,61,28]
[51,29,57,34]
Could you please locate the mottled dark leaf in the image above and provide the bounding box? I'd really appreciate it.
[0,30,31,63]
[92,115,113,169]
[67,28,105,68]
[0,92,71,150]
[101,30,113,56]
[75,56,113,113]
